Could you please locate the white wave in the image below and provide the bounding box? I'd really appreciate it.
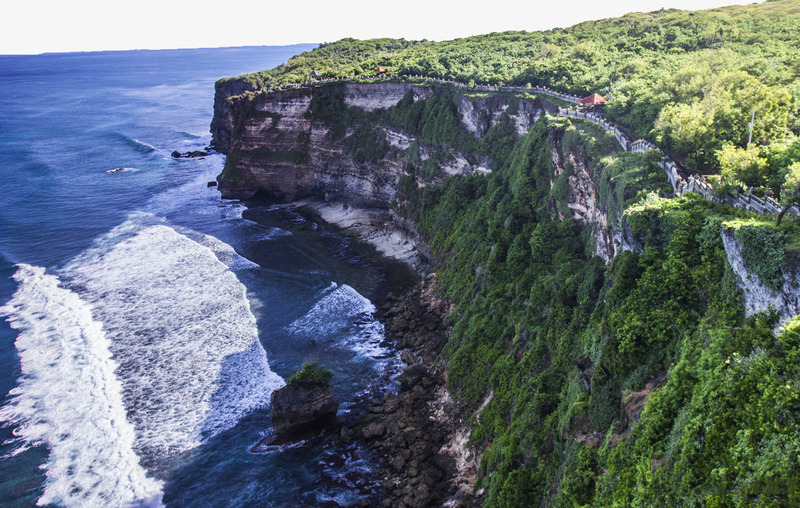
[0,264,163,508]
[287,283,388,361]
[176,226,260,272]
[141,162,228,217]
[259,227,292,241]
[131,138,157,153]
[61,222,285,461]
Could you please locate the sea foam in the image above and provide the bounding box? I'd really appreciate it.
[288,283,388,361]
[61,218,284,462]
[0,264,164,507]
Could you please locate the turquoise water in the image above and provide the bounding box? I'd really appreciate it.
[0,46,401,507]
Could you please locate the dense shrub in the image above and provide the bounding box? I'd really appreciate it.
[286,361,334,387]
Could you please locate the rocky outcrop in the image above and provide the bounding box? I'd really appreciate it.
[171,150,209,158]
[549,127,627,263]
[722,228,800,326]
[210,78,260,154]
[210,81,544,269]
[210,82,541,204]
[458,93,542,138]
[350,276,481,507]
[269,382,338,437]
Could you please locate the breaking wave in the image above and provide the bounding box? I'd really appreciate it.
[0,265,164,507]
[61,217,284,461]
[0,215,284,505]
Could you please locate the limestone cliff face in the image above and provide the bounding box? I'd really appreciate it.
[459,94,542,138]
[210,78,259,154]
[210,80,633,262]
[722,229,800,326]
[211,82,539,205]
[548,128,629,263]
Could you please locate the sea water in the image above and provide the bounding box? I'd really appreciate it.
[0,46,403,507]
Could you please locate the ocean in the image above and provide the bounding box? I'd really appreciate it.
[0,46,407,506]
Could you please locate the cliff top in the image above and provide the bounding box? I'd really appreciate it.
[218,0,800,179]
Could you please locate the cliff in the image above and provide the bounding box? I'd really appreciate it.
[210,82,637,265]
[210,80,800,507]
[210,78,260,154]
[549,126,625,263]
[722,226,800,327]
[211,82,534,204]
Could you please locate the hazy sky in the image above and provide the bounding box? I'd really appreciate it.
[2,0,762,54]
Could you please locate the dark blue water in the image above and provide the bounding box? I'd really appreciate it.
[0,47,403,507]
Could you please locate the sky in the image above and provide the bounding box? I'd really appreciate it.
[1,0,763,55]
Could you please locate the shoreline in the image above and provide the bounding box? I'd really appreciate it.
[352,277,481,507]
[290,198,427,272]
[240,196,477,506]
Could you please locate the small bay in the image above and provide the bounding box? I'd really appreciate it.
[0,45,407,507]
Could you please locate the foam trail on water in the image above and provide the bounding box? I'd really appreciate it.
[0,265,163,507]
[62,218,284,462]
[288,283,388,361]
[178,226,260,271]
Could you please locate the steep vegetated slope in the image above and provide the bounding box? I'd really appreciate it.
[213,1,800,505]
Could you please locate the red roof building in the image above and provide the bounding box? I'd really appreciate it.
[578,93,607,106]
[375,66,387,74]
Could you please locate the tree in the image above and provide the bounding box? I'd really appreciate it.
[777,162,800,227]
[655,102,714,169]
[717,144,769,188]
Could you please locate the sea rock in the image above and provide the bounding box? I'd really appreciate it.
[398,364,427,390]
[269,382,338,437]
[171,150,210,158]
[400,350,417,365]
[362,422,386,439]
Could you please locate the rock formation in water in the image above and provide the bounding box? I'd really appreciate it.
[269,362,338,437]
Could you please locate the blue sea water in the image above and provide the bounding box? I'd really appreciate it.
[0,46,404,506]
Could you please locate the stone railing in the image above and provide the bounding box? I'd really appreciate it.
[629,139,658,154]
[558,109,631,151]
[723,191,799,216]
[248,74,797,219]
[556,108,799,219]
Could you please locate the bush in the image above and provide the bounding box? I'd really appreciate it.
[727,219,787,290]
[286,360,334,387]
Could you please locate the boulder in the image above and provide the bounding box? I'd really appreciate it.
[398,364,427,390]
[270,382,338,437]
[400,350,417,365]
[362,421,386,439]
[171,150,210,158]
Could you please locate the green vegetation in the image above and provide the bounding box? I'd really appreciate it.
[726,218,788,290]
[286,360,334,387]
[220,1,800,504]
[400,115,800,505]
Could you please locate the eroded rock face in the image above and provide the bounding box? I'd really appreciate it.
[210,78,259,154]
[548,127,628,263]
[269,383,338,437]
[210,82,541,206]
[458,93,541,138]
[722,228,800,327]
